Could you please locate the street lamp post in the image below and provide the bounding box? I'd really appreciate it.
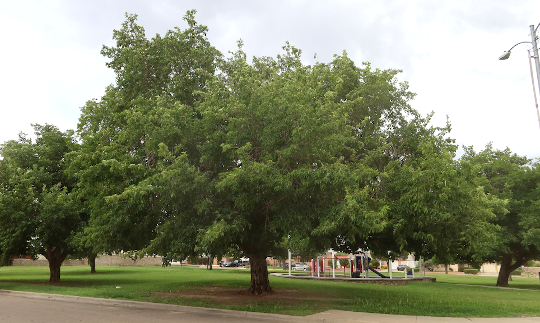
[499,24,540,128]
[529,25,540,94]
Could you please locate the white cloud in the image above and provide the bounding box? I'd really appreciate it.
[1,0,539,158]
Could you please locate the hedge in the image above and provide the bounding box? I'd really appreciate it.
[511,270,522,276]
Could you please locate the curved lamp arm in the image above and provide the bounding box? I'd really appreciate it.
[499,41,532,60]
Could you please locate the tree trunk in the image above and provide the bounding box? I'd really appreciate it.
[248,254,272,295]
[496,254,530,287]
[88,253,97,274]
[207,255,213,270]
[497,255,513,287]
[44,247,68,283]
[444,264,448,274]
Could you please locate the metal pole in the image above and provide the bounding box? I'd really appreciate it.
[361,255,365,278]
[332,251,335,278]
[528,49,540,128]
[366,256,369,279]
[420,256,423,278]
[288,249,291,276]
[388,254,393,279]
[363,256,367,278]
[529,25,540,101]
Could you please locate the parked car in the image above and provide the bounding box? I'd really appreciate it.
[396,264,408,271]
[222,260,242,267]
[292,263,311,271]
[231,260,242,267]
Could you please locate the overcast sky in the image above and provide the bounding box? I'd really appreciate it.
[1,0,539,159]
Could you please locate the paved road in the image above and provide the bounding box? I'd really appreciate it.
[1,290,539,323]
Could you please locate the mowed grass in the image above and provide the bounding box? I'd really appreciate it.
[0,265,539,317]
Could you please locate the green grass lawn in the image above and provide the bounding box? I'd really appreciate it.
[432,272,540,290]
[0,265,539,317]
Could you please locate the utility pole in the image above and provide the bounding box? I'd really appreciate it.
[529,25,540,101]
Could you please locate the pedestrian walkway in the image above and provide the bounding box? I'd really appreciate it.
[1,289,539,323]
[308,310,540,322]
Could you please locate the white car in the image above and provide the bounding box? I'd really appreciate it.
[292,263,311,271]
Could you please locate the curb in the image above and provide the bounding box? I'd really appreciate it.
[2,289,539,322]
[0,289,298,322]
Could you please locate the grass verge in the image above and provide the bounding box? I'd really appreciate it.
[0,266,538,317]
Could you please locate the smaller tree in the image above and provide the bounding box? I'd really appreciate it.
[331,134,504,271]
[461,145,540,287]
[0,125,83,282]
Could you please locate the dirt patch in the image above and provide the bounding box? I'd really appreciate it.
[147,285,344,308]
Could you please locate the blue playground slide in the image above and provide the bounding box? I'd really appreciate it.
[368,266,389,278]
[354,255,389,278]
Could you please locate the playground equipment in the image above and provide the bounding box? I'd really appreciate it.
[311,254,354,278]
[280,253,432,284]
[353,255,389,279]
[309,253,389,279]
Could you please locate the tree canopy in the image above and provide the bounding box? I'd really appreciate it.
[73,10,221,257]
[72,11,506,294]
[0,125,82,282]
[461,145,540,287]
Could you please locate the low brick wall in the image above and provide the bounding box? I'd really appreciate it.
[12,259,87,266]
[11,255,162,267]
[522,267,540,276]
[95,255,162,266]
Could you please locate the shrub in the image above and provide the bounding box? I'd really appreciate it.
[381,265,387,270]
[369,259,380,268]
[449,267,454,271]
[327,260,336,269]
[339,258,350,268]
[524,260,536,267]
[464,269,479,275]
[526,261,540,267]
[458,267,465,272]
[511,270,521,276]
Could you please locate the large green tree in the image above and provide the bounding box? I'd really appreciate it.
[97,42,441,294]
[462,145,540,287]
[78,11,494,294]
[0,125,82,282]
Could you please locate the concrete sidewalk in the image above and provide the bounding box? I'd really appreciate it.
[1,289,539,323]
[308,310,540,322]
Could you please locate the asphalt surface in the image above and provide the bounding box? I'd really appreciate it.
[1,289,539,323]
